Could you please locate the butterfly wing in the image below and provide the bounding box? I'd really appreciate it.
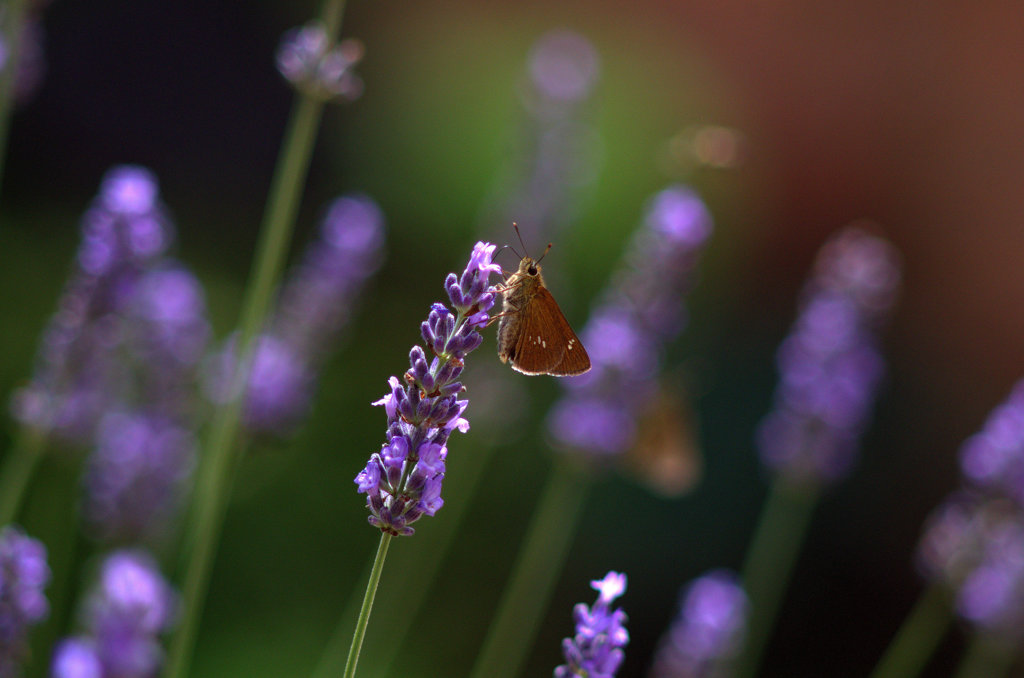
[511,287,591,377]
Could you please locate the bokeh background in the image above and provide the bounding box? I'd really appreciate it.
[3,0,1024,676]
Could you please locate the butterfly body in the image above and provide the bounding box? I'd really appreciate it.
[497,255,591,377]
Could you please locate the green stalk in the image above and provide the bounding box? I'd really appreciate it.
[732,476,820,678]
[164,2,348,675]
[313,442,497,678]
[0,0,29,198]
[869,582,953,678]
[0,425,46,526]
[468,457,591,678]
[952,631,1019,678]
[343,533,393,678]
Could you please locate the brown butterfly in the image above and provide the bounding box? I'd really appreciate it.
[496,233,591,377]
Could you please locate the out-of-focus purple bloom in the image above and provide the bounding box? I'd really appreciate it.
[0,527,50,676]
[648,570,749,678]
[52,551,176,678]
[555,571,629,678]
[276,21,363,102]
[50,638,102,678]
[354,242,499,536]
[10,166,206,445]
[958,379,1024,506]
[756,226,901,484]
[1,7,47,105]
[82,411,196,542]
[547,186,712,459]
[529,30,600,104]
[203,195,384,436]
[916,492,1024,637]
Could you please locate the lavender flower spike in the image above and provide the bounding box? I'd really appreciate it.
[547,185,712,458]
[354,242,501,535]
[0,526,50,676]
[649,570,749,678]
[756,226,901,484]
[555,571,629,678]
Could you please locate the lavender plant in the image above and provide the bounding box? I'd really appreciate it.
[354,241,500,535]
[554,571,629,678]
[0,526,50,676]
[50,550,176,678]
[648,570,749,678]
[735,225,901,678]
[872,379,1024,678]
[343,242,500,677]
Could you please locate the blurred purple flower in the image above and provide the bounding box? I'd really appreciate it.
[82,411,196,542]
[354,242,499,535]
[10,166,207,445]
[648,570,749,678]
[1,7,47,105]
[958,379,1024,506]
[555,571,629,678]
[52,551,176,678]
[756,226,901,484]
[203,195,384,436]
[0,527,50,676]
[547,186,712,459]
[528,30,600,104]
[276,21,363,102]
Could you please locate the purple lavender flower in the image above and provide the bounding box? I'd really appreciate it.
[354,242,500,535]
[756,226,901,484]
[546,186,712,458]
[958,379,1024,506]
[0,527,50,676]
[555,571,629,678]
[648,570,749,678]
[276,21,364,102]
[82,411,196,542]
[203,195,384,435]
[916,492,1024,637]
[52,551,176,678]
[10,165,185,443]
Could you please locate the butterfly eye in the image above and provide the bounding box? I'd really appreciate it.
[528,265,538,275]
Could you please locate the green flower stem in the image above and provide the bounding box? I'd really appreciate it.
[869,582,953,678]
[313,442,498,678]
[0,425,47,526]
[469,457,591,678]
[343,533,393,678]
[164,2,348,676]
[732,476,820,678]
[952,631,1019,678]
[0,0,29,198]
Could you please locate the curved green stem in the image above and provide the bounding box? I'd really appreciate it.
[869,582,953,678]
[468,457,591,678]
[343,533,393,678]
[163,2,348,675]
[0,425,47,526]
[732,476,820,678]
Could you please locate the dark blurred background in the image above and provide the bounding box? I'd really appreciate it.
[3,0,1024,676]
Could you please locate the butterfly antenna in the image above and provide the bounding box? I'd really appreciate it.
[536,242,553,265]
[512,222,530,259]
